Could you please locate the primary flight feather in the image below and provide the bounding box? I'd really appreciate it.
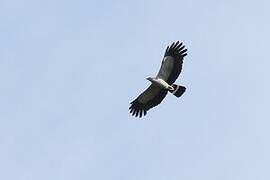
[129,41,187,118]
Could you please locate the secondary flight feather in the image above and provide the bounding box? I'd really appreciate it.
[129,41,187,118]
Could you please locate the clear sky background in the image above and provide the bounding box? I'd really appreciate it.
[1,0,270,179]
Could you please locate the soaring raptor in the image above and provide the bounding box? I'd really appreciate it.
[129,41,187,118]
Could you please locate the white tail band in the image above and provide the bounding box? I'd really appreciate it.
[172,85,179,94]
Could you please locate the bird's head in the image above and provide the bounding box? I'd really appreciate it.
[146,77,154,82]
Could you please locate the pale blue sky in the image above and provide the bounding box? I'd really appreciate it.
[1,0,270,179]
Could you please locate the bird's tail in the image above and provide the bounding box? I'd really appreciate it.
[169,84,186,98]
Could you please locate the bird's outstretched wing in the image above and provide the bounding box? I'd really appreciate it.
[129,85,168,118]
[156,41,187,84]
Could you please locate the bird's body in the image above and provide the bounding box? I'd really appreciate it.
[129,41,187,118]
[147,77,174,90]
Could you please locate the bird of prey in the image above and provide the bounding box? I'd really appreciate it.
[129,41,187,118]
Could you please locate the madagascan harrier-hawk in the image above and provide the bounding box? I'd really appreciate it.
[129,41,187,118]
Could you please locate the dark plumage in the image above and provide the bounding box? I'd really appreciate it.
[129,41,187,118]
